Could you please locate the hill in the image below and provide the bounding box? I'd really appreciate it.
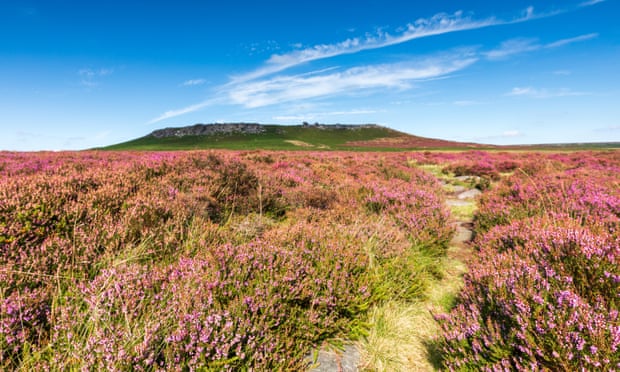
[103,123,494,151]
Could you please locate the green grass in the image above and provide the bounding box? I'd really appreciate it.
[102,125,406,151]
[450,202,477,221]
[101,124,620,152]
[359,253,468,371]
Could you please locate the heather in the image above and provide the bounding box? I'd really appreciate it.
[437,152,620,371]
[3,149,619,370]
[0,150,452,370]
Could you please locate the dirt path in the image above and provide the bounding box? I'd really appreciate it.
[445,191,476,265]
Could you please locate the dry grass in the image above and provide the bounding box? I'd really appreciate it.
[284,139,315,147]
[450,201,477,222]
[359,301,437,371]
[358,169,473,371]
[359,255,467,371]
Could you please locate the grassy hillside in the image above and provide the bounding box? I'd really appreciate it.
[102,124,489,151]
[102,123,620,151]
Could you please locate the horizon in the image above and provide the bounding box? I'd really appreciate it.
[1,1,619,151]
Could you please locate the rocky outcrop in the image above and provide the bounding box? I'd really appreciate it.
[149,123,383,139]
[149,123,265,138]
[302,123,380,130]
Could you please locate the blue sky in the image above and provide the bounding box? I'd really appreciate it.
[1,0,618,150]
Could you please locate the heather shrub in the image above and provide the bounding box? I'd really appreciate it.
[300,186,338,209]
[1,287,51,368]
[438,153,620,371]
[441,162,500,181]
[0,150,452,369]
[438,218,619,370]
[495,159,520,173]
[49,235,372,370]
[363,179,452,250]
[474,170,620,236]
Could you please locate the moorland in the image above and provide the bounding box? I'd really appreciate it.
[1,124,618,370]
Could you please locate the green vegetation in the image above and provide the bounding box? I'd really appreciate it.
[102,124,620,152]
[103,125,406,151]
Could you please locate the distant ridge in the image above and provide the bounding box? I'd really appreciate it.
[102,122,620,151]
[103,122,498,151]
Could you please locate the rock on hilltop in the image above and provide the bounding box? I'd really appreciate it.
[149,123,383,138]
[149,123,266,138]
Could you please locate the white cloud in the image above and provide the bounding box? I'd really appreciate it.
[148,98,222,124]
[228,57,477,108]
[545,33,598,48]
[149,4,596,124]
[553,70,572,75]
[79,68,113,77]
[506,86,590,98]
[503,130,521,137]
[580,0,605,6]
[149,54,475,123]
[182,79,206,86]
[78,68,113,87]
[485,38,540,59]
[508,87,536,96]
[227,7,551,84]
[486,33,598,60]
[524,6,535,19]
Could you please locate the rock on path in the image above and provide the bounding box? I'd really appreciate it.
[457,189,481,200]
[306,345,361,372]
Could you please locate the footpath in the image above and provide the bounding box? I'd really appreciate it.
[307,178,480,371]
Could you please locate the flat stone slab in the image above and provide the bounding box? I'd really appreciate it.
[457,189,482,200]
[307,344,360,372]
[449,185,468,194]
[451,222,474,245]
[446,199,471,207]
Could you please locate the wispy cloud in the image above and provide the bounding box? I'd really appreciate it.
[149,54,475,123]
[502,130,521,137]
[508,87,536,96]
[507,86,590,98]
[486,33,598,59]
[228,56,477,108]
[150,3,597,124]
[580,0,605,7]
[485,38,540,59]
[545,33,598,48]
[181,79,206,86]
[229,7,548,84]
[78,68,113,87]
[148,97,222,124]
